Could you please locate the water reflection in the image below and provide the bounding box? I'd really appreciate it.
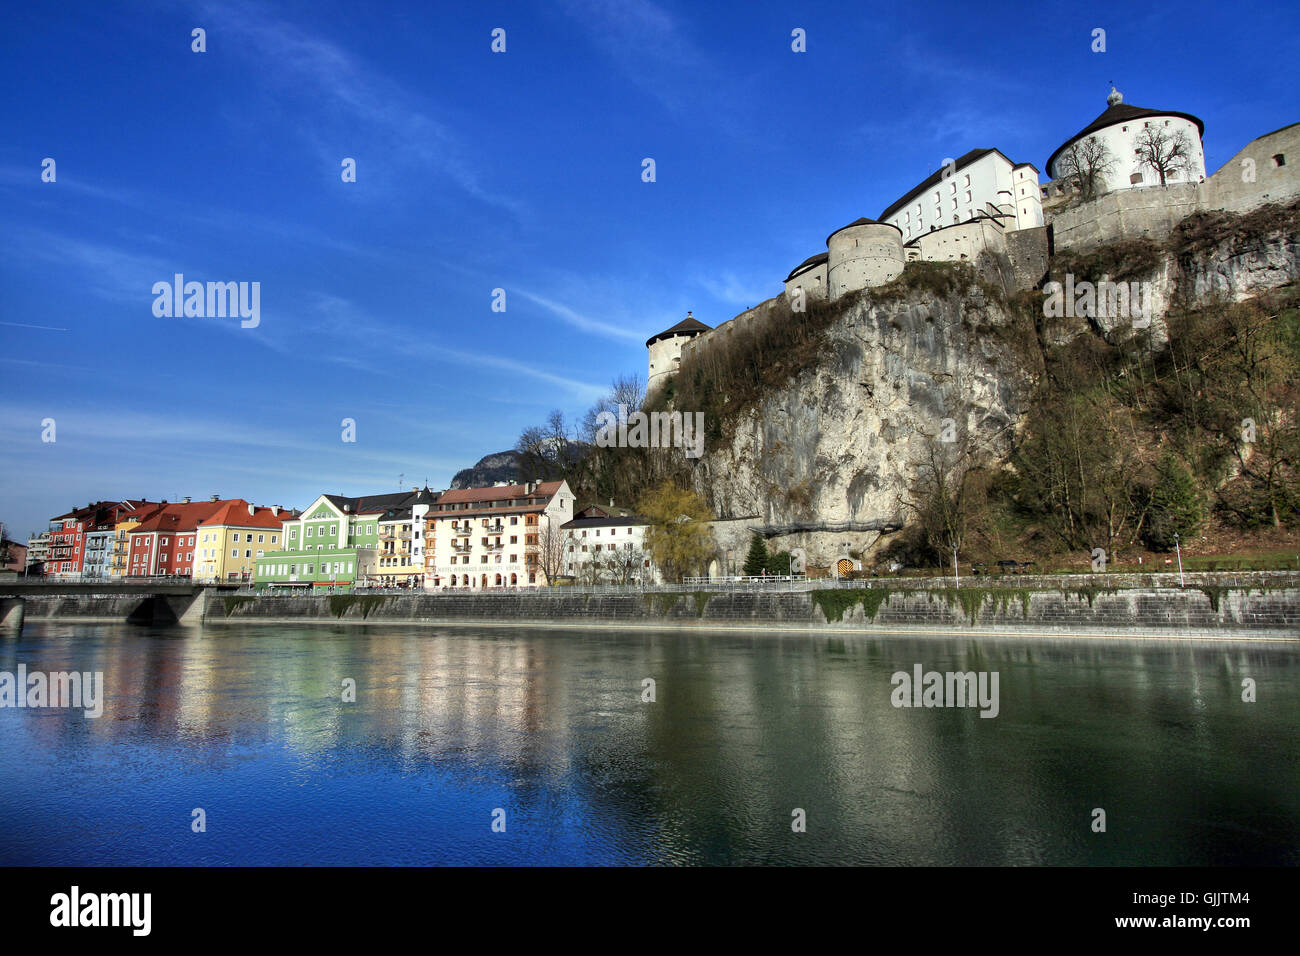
[0,624,1296,865]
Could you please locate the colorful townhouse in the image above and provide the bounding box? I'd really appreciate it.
[46,501,136,579]
[109,500,166,578]
[254,488,439,589]
[194,500,296,583]
[126,499,227,577]
[425,480,574,589]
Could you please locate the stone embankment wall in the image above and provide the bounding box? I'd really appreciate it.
[198,580,1298,634]
[16,576,1298,635]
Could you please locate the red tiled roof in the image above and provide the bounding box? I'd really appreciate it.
[197,500,294,529]
[131,501,225,535]
[436,481,564,505]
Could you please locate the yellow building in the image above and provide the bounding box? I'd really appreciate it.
[110,499,164,578]
[194,500,292,583]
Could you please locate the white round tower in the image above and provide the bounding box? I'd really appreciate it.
[646,312,711,394]
[825,218,905,298]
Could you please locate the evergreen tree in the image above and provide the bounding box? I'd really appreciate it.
[764,550,792,576]
[743,534,768,576]
[1144,454,1205,551]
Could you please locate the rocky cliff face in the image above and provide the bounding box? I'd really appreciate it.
[692,285,1037,565]
[690,207,1299,568]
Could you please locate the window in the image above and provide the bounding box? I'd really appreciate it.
[510,516,518,525]
[258,534,264,543]
[161,538,168,545]
[1130,172,1144,184]
[1273,154,1286,167]
[245,550,252,558]
[271,535,277,544]
[231,549,239,558]
[306,527,313,538]
[290,529,297,540]
[963,174,970,186]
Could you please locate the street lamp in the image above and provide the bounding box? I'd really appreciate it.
[1173,532,1185,588]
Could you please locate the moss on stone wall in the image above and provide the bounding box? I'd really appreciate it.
[327,595,389,619]
[223,595,255,616]
[811,588,890,623]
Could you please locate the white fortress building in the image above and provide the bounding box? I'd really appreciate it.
[1047,87,1206,193]
[647,86,1297,392]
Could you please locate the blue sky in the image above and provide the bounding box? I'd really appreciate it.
[2,0,1296,538]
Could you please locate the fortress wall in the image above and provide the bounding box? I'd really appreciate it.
[1204,124,1300,214]
[915,219,1006,263]
[1004,226,1050,288]
[1050,182,1201,252]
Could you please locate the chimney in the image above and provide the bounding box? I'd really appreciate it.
[182,496,191,504]
[271,506,280,516]
[210,494,219,502]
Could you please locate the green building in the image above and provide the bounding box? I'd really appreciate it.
[254,489,437,589]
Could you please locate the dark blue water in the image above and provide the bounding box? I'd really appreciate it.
[1,622,1297,865]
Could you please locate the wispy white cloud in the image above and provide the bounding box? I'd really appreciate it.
[200,1,526,218]
[514,289,644,342]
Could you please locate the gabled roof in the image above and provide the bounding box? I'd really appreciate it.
[197,500,292,529]
[437,480,565,506]
[785,251,829,281]
[879,148,1011,222]
[560,514,646,529]
[317,489,437,517]
[646,314,712,347]
[131,501,225,535]
[1047,101,1205,174]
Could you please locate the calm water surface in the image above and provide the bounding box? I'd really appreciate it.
[1,622,1297,865]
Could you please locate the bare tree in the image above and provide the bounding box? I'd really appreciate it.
[605,542,649,585]
[899,439,989,574]
[535,519,567,585]
[1055,135,1117,202]
[1134,126,1194,186]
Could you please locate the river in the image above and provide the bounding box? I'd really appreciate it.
[1,622,1296,865]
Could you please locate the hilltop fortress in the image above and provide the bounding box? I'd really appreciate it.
[647,88,1299,392]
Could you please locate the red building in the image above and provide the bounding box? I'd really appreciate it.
[46,501,126,578]
[126,500,225,577]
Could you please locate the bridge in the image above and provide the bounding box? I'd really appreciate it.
[0,579,242,634]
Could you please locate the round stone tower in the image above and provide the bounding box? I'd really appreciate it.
[825,217,905,299]
[646,311,711,395]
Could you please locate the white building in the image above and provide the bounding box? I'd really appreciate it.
[1046,87,1206,194]
[646,312,711,395]
[425,480,574,588]
[881,148,1043,243]
[560,505,658,585]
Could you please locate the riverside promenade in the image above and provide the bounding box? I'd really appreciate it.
[8,572,1299,638]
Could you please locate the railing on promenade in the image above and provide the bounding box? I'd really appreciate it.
[225,568,1300,598]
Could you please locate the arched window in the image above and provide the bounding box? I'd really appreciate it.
[510,573,517,585]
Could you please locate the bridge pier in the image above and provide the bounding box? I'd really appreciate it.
[0,597,24,636]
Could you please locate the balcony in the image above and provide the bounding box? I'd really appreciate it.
[484,541,504,552]
[451,525,473,536]
[451,542,472,554]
